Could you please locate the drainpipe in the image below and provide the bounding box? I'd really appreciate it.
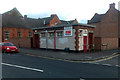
[45,30,48,50]
[54,30,56,51]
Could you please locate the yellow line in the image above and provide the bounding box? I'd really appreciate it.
[25,53,120,63]
[91,54,120,63]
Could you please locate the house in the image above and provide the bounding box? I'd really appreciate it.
[24,14,78,28]
[32,23,95,52]
[2,8,33,48]
[88,3,120,50]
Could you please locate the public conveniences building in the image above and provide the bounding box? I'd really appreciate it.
[33,23,95,52]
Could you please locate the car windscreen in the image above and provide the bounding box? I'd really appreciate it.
[4,43,14,46]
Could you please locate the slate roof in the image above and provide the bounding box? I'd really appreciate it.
[58,19,77,25]
[32,23,96,30]
[3,8,23,18]
[2,14,30,28]
[25,16,54,28]
[88,13,104,24]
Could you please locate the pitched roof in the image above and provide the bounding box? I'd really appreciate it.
[24,15,55,28]
[88,13,104,24]
[59,19,78,25]
[32,23,96,30]
[2,14,30,28]
[3,8,23,18]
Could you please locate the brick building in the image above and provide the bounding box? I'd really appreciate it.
[24,14,78,48]
[88,3,120,50]
[2,8,78,48]
[2,8,33,48]
[33,23,95,51]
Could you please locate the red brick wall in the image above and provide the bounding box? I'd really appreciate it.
[2,27,33,42]
[50,15,61,26]
[7,38,32,48]
[100,8,118,38]
[94,37,101,50]
[101,38,118,50]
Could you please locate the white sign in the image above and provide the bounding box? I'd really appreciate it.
[64,26,72,36]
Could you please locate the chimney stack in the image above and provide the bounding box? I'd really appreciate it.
[24,15,27,20]
[110,3,115,9]
[51,14,57,17]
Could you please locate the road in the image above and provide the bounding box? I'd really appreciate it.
[2,52,120,79]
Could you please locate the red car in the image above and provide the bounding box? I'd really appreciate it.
[0,42,18,53]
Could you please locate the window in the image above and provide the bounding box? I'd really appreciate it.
[41,33,45,37]
[57,31,63,37]
[5,31,9,39]
[49,32,54,37]
[28,31,32,37]
[79,30,83,37]
[18,31,22,37]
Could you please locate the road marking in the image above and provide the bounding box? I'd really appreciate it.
[90,54,120,63]
[102,64,112,66]
[115,65,120,67]
[24,52,119,64]
[1,63,44,73]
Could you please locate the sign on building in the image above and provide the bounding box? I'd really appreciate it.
[64,26,72,36]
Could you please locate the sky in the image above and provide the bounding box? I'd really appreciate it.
[0,0,120,23]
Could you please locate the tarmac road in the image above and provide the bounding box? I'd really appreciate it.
[2,52,119,79]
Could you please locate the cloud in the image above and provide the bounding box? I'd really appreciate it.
[0,0,119,23]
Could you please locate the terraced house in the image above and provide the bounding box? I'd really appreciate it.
[88,3,120,50]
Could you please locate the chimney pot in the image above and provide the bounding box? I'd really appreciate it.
[110,3,115,9]
[24,15,27,20]
[51,14,57,17]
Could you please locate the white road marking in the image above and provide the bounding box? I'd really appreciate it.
[102,64,112,66]
[93,63,99,64]
[1,63,44,72]
[115,65,120,67]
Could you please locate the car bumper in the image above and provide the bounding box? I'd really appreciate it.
[6,49,18,53]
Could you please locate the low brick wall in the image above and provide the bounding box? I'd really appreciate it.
[7,38,33,48]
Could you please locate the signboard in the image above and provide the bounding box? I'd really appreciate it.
[64,26,72,36]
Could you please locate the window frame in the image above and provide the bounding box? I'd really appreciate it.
[57,31,63,37]
[17,31,22,38]
[5,30,10,39]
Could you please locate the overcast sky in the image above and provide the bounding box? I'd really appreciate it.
[0,0,119,23]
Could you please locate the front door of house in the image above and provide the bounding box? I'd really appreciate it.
[83,36,87,52]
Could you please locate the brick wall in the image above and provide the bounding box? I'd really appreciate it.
[50,15,61,26]
[100,8,118,38]
[101,38,118,50]
[94,37,101,50]
[2,27,33,41]
[7,38,32,48]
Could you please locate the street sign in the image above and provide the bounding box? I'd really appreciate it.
[64,26,72,36]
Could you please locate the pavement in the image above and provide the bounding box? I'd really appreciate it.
[19,48,120,62]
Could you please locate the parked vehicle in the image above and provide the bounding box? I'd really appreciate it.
[0,42,18,53]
